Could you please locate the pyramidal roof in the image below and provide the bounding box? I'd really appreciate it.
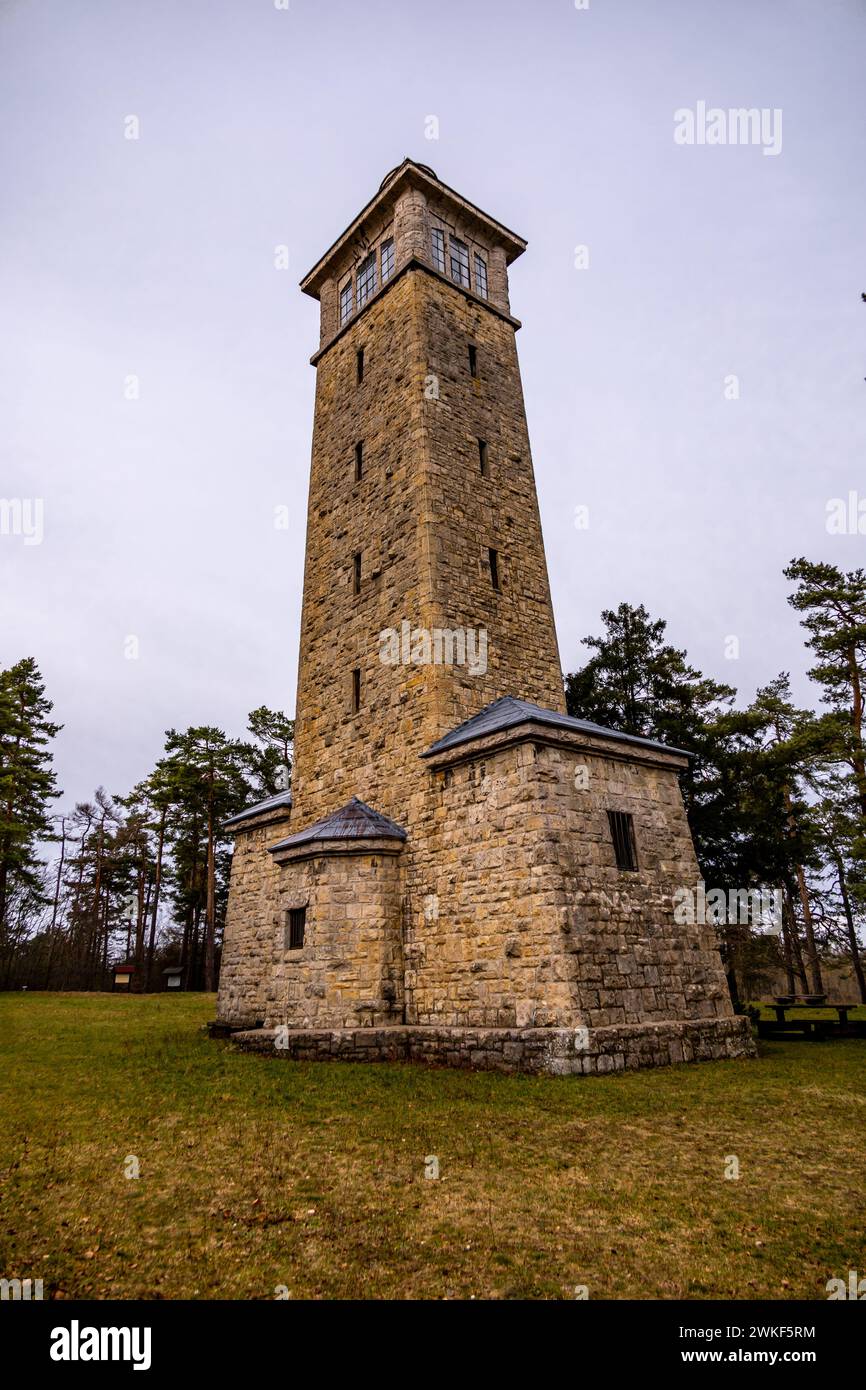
[223,790,293,829]
[422,696,691,759]
[268,797,407,854]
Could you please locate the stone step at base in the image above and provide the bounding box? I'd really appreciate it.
[222,1015,756,1075]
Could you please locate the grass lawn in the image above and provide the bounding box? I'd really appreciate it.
[1,992,863,1301]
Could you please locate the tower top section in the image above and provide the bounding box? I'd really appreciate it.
[299,158,528,354]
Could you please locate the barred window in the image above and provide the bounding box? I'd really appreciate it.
[450,237,470,288]
[356,251,377,307]
[380,237,395,283]
[339,279,353,325]
[286,906,306,950]
[607,811,638,872]
[431,227,446,273]
[474,253,488,299]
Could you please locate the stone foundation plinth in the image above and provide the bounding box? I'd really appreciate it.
[224,1016,756,1075]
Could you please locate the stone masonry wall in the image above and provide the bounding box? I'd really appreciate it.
[222,246,567,1030]
[291,270,435,829]
[419,270,566,732]
[404,731,734,1030]
[291,261,564,836]
[217,810,292,1026]
[220,729,735,1037]
[405,739,571,1028]
[265,848,405,1029]
[542,741,733,1027]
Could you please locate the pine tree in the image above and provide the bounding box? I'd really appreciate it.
[785,559,866,826]
[247,706,294,794]
[736,675,836,994]
[61,789,123,987]
[0,659,62,957]
[160,727,255,991]
[810,793,866,1002]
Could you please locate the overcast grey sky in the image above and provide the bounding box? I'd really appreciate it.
[1,0,864,813]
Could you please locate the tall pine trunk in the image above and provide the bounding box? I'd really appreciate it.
[794,863,824,994]
[847,642,866,820]
[133,849,146,991]
[831,848,866,1003]
[205,807,216,992]
[145,806,166,992]
[782,887,809,992]
[43,818,66,988]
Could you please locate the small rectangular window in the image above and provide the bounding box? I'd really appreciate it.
[352,667,361,713]
[474,253,488,299]
[353,550,361,595]
[354,441,363,481]
[607,810,638,872]
[356,250,377,307]
[339,279,353,326]
[450,237,470,288]
[478,439,489,477]
[468,344,477,377]
[356,347,364,383]
[431,227,446,273]
[286,906,306,950]
[380,237,394,283]
[488,546,500,591]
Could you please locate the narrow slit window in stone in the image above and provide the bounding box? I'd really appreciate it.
[286,907,306,950]
[608,810,638,872]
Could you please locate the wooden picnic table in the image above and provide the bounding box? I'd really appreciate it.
[758,1002,859,1040]
[769,1002,854,1026]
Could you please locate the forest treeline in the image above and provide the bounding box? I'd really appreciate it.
[1,556,864,1000]
[0,692,293,992]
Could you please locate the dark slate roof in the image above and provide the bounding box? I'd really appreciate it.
[421,695,691,759]
[268,797,407,853]
[223,790,293,829]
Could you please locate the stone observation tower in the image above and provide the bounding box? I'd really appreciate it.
[215,160,754,1074]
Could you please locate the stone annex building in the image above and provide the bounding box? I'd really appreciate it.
[215,159,755,1075]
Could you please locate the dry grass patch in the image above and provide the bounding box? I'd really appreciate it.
[1,992,863,1299]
